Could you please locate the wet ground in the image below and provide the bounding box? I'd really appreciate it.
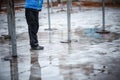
[0,5,120,80]
[0,29,120,80]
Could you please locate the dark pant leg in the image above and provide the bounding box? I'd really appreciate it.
[58,0,61,3]
[25,8,39,47]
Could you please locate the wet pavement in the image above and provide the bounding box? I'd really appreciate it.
[0,29,120,80]
[0,6,120,80]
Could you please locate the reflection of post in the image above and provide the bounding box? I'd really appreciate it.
[48,31,52,43]
[7,0,17,57]
[10,57,19,80]
[59,44,74,80]
[68,44,72,54]
[29,51,41,80]
[66,44,73,80]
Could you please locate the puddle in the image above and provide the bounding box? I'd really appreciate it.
[84,28,102,39]
[75,28,120,43]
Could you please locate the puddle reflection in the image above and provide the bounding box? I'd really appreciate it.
[75,28,120,43]
[84,28,120,41]
[59,44,95,80]
[10,57,19,80]
[59,44,75,80]
[29,50,41,80]
[84,28,102,39]
[48,31,52,43]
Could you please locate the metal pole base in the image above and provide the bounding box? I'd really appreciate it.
[44,28,57,31]
[96,30,110,34]
[57,9,66,13]
[3,55,17,61]
[51,11,54,14]
[60,40,71,43]
[1,35,11,40]
[60,9,66,12]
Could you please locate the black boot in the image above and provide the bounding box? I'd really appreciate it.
[31,46,44,50]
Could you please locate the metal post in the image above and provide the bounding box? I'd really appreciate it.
[60,0,64,10]
[96,0,110,34]
[67,0,71,43]
[7,0,17,57]
[58,0,66,12]
[102,0,105,31]
[60,0,71,43]
[47,0,51,30]
[78,0,81,11]
[45,0,57,31]
[50,0,53,13]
